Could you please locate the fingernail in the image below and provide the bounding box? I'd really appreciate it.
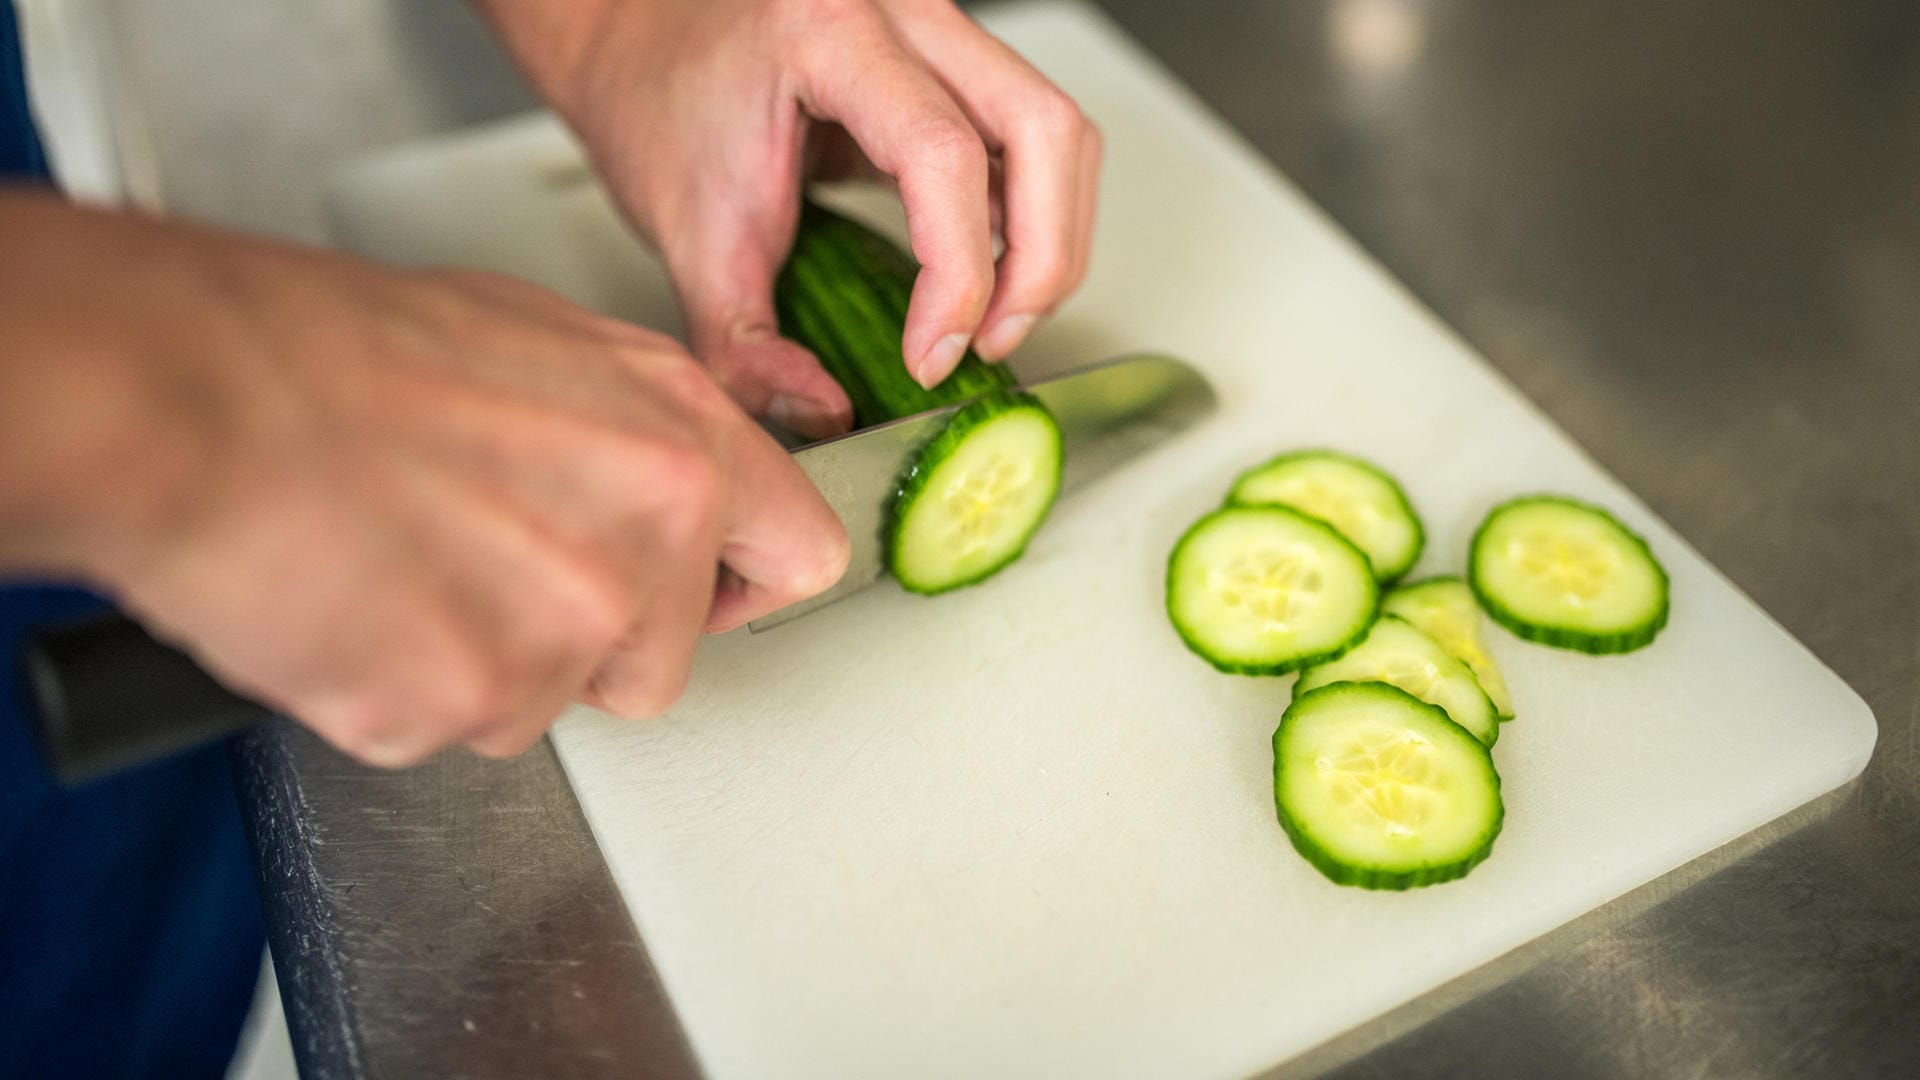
[915,333,973,389]
[974,314,1037,361]
[768,394,843,439]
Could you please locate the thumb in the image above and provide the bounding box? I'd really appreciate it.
[673,229,854,441]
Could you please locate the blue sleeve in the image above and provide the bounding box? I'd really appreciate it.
[2,3,267,1076]
[0,0,46,180]
[0,587,267,1080]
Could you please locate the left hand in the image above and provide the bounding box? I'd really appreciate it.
[474,0,1103,439]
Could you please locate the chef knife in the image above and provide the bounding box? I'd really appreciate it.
[21,352,1216,783]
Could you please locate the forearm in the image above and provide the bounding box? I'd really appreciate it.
[0,190,212,579]
[467,0,622,110]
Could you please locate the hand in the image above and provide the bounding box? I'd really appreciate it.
[476,0,1103,438]
[0,193,848,766]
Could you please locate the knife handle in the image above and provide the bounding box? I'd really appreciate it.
[22,614,271,784]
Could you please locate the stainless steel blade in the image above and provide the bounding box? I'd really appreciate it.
[749,353,1217,631]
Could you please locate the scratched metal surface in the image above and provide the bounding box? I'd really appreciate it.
[92,0,1920,1076]
[232,719,700,1080]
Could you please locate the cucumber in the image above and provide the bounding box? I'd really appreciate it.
[889,392,1062,594]
[776,201,1018,426]
[1166,505,1379,675]
[776,202,1063,594]
[1275,681,1503,890]
[1293,615,1500,746]
[1469,495,1669,654]
[1226,450,1424,582]
[1383,576,1516,721]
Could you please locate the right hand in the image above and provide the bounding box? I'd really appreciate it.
[0,194,848,766]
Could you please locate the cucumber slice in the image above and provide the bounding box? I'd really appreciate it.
[1293,615,1500,745]
[777,203,1063,594]
[1226,450,1424,582]
[1383,576,1516,721]
[890,393,1063,595]
[1166,506,1378,675]
[1469,495,1669,654]
[1275,681,1503,890]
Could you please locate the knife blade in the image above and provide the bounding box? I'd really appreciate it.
[751,351,1216,630]
[20,353,1215,782]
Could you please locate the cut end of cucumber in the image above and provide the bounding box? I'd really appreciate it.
[1383,576,1517,721]
[1166,506,1379,675]
[1226,450,1425,583]
[1294,616,1500,746]
[1469,495,1669,655]
[1275,682,1503,890]
[889,394,1063,595]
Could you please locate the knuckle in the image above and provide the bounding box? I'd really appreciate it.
[313,703,428,769]
[647,442,724,523]
[824,527,854,585]
[786,0,862,30]
[943,254,997,315]
[354,743,433,770]
[572,582,635,653]
[597,660,690,720]
[953,281,995,323]
[297,636,509,769]
[1028,90,1087,140]
[591,425,729,531]
[307,700,381,749]
[650,354,733,425]
[783,0,874,65]
[428,667,497,734]
[805,522,855,598]
[547,558,635,653]
[469,727,544,761]
[911,118,989,178]
[371,641,496,737]
[635,664,693,718]
[636,459,725,562]
[1013,244,1075,299]
[759,520,852,611]
[1084,116,1106,158]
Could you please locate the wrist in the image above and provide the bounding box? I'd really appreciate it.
[470,0,623,117]
[0,192,226,585]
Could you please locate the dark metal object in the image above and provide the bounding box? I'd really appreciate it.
[233,721,702,1080]
[85,0,1919,1077]
[23,615,268,783]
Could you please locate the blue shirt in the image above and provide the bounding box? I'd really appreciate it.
[1,3,264,1075]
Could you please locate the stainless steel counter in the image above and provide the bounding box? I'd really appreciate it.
[94,0,1918,1076]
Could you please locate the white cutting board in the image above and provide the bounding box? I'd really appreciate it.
[324,3,1877,1077]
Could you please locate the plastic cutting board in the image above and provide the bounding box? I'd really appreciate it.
[323,4,1877,1076]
